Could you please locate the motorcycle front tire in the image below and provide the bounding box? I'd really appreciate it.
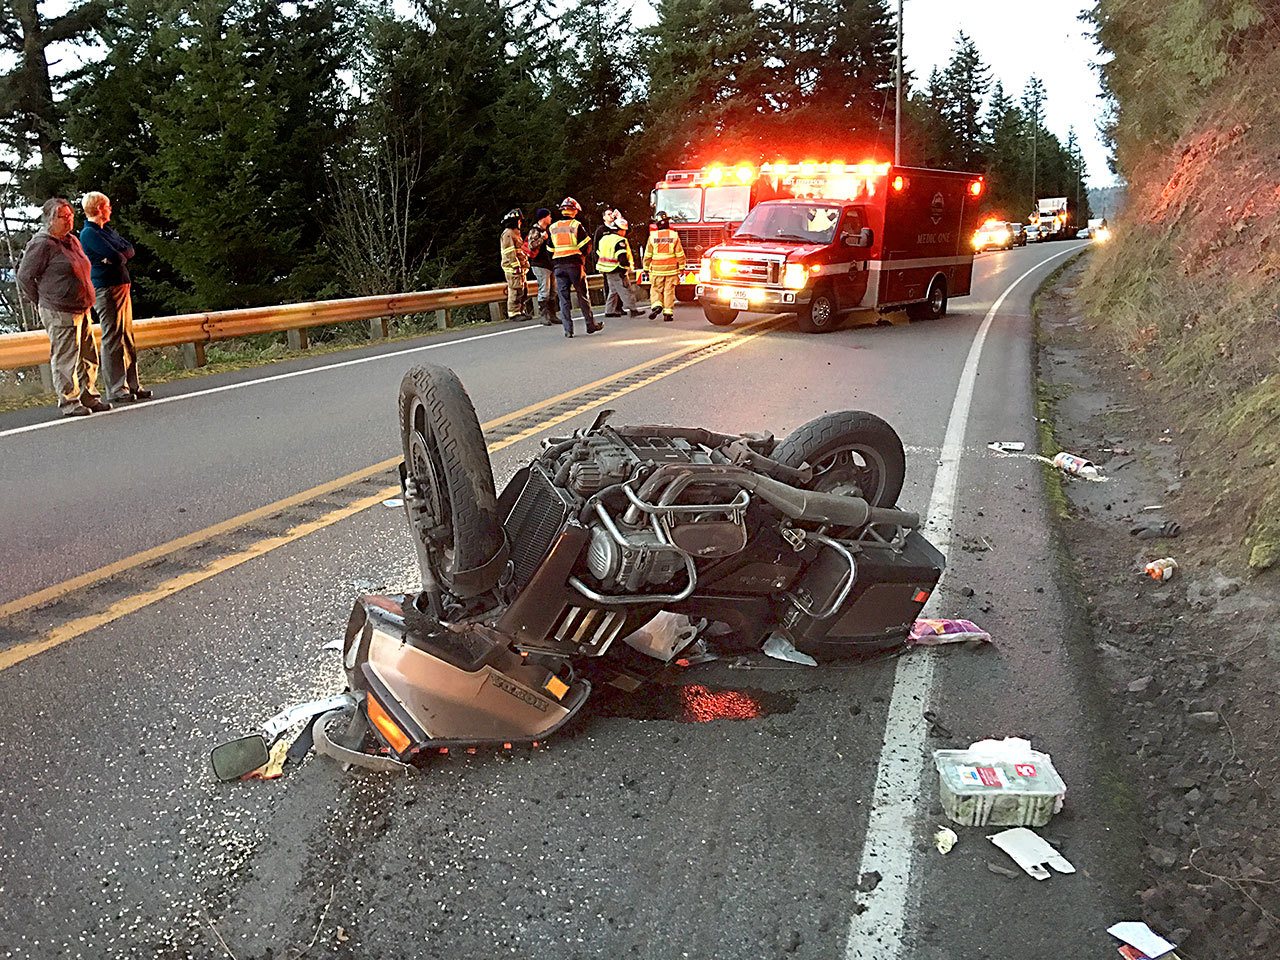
[772,410,907,508]
[399,363,508,598]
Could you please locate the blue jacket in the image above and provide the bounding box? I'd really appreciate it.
[79,221,135,289]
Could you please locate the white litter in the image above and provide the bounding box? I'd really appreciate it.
[988,827,1075,880]
[761,633,818,666]
[934,827,958,855]
[382,498,405,508]
[1106,922,1177,958]
[988,441,1026,453]
[934,737,1067,827]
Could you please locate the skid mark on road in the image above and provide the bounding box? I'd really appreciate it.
[843,245,1085,960]
[0,315,783,671]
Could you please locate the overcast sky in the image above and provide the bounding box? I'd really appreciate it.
[902,0,1115,187]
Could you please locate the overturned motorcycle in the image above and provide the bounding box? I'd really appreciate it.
[211,363,944,781]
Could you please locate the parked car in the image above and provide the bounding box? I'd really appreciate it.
[1024,224,1045,243]
[1008,222,1028,246]
[1075,227,1092,239]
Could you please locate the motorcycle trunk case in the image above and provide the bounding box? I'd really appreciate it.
[783,530,944,658]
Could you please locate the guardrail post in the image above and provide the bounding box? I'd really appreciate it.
[435,309,449,330]
[489,301,505,323]
[286,328,309,351]
[368,317,389,340]
[37,364,54,392]
[180,342,206,369]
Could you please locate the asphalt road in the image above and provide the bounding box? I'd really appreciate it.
[0,240,1138,959]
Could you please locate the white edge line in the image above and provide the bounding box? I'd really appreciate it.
[843,244,1083,960]
[0,323,537,440]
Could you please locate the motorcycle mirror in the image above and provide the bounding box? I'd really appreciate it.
[210,734,270,782]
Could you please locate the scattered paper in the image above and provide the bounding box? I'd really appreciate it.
[242,739,289,781]
[934,827,958,855]
[762,633,817,667]
[988,828,1075,880]
[1107,922,1177,959]
[988,441,1026,453]
[908,618,992,647]
[320,638,343,651]
[382,498,405,508]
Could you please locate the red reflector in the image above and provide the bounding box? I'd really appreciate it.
[913,590,930,603]
[465,747,477,755]
[438,747,449,755]
[502,742,512,750]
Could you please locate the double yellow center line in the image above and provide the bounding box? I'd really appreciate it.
[0,316,784,672]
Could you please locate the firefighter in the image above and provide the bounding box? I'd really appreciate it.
[499,208,531,321]
[643,211,685,322]
[549,196,600,338]
[598,216,641,317]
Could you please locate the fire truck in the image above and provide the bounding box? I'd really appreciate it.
[648,163,801,301]
[694,162,985,332]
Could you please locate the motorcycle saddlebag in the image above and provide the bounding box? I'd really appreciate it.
[782,530,944,659]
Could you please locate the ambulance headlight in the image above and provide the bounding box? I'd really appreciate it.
[698,261,711,282]
[783,263,809,290]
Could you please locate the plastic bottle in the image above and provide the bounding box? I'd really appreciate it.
[1144,558,1178,581]
[1052,451,1100,479]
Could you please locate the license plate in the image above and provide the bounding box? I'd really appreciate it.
[730,293,750,311]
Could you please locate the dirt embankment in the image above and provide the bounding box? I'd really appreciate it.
[1082,44,1280,572]
[1039,259,1279,958]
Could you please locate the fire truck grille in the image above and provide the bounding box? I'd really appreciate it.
[675,226,730,258]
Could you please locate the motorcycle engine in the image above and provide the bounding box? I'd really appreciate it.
[505,427,736,594]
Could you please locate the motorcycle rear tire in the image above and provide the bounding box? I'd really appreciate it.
[399,364,508,598]
[772,411,906,508]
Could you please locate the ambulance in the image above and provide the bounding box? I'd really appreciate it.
[694,162,985,332]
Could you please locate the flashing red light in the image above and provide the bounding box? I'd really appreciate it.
[891,175,906,192]
[969,180,984,197]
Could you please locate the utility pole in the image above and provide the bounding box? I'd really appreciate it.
[895,0,903,165]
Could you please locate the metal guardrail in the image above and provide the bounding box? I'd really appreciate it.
[0,274,607,372]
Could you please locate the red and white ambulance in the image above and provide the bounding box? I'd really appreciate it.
[694,162,985,332]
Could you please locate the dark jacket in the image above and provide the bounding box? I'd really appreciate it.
[17,229,96,314]
[79,221,135,288]
[527,223,554,269]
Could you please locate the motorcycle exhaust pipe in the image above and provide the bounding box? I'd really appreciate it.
[743,475,920,530]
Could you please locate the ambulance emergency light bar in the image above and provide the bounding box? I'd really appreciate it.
[658,160,896,200]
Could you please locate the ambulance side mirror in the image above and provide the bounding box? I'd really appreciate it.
[845,228,873,248]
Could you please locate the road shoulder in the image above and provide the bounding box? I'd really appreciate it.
[1039,259,1280,958]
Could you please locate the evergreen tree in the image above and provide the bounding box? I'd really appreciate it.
[937,31,989,170]
[136,0,355,311]
[0,0,105,199]
[642,0,772,168]
[554,0,645,216]
[981,80,1026,216]
[770,0,898,156]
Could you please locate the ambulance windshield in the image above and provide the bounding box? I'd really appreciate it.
[703,185,751,222]
[654,187,702,223]
[735,203,843,244]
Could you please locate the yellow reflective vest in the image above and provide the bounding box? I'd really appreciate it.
[643,228,686,276]
[597,233,632,273]
[550,218,588,260]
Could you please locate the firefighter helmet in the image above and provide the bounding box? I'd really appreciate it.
[653,210,670,228]
[560,196,581,214]
[501,207,523,224]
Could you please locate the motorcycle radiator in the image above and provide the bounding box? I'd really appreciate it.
[500,464,576,591]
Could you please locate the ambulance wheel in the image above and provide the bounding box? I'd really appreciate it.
[796,284,838,333]
[703,306,739,326]
[675,286,697,303]
[907,277,947,321]
[399,364,508,599]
